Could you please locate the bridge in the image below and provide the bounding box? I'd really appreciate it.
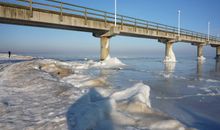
[0,0,220,61]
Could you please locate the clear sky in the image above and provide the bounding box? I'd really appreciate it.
[1,0,220,58]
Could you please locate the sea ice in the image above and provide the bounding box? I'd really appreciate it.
[0,58,195,130]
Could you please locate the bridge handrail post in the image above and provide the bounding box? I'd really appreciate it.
[104,12,107,28]
[145,21,148,34]
[121,16,123,30]
[134,19,137,32]
[156,24,159,35]
[173,28,175,37]
[29,0,33,17]
[165,25,168,36]
[84,8,88,25]
[60,2,63,21]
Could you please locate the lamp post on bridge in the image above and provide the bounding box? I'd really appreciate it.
[178,10,181,37]
[114,0,117,26]
[208,21,210,42]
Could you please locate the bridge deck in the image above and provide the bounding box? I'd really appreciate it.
[0,0,220,46]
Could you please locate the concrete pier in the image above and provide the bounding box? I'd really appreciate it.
[216,46,220,59]
[100,37,110,61]
[93,26,119,61]
[164,41,176,62]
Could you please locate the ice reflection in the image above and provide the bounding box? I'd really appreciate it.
[164,62,176,74]
[216,60,220,72]
[197,61,203,77]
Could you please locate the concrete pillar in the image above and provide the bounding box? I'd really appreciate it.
[197,45,203,58]
[197,45,205,61]
[164,42,176,62]
[100,37,110,61]
[216,46,220,59]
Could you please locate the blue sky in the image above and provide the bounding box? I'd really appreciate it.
[1,0,220,58]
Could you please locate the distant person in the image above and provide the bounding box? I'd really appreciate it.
[8,51,11,59]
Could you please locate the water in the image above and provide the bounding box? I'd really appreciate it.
[83,56,220,130]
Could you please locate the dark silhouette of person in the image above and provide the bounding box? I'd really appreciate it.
[8,51,11,59]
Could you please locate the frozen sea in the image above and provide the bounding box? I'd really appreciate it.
[0,53,220,130]
[119,57,220,130]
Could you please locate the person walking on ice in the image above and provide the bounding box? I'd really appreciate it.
[8,51,11,59]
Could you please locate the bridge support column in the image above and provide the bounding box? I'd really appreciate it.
[93,26,120,61]
[197,45,205,61]
[164,42,176,62]
[100,37,110,61]
[216,46,220,59]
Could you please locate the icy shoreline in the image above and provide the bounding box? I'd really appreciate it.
[0,53,33,61]
[0,57,195,130]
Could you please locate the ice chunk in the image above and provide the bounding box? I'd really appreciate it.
[91,57,126,69]
[111,83,151,108]
[149,120,185,130]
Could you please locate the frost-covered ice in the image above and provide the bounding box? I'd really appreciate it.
[0,57,195,130]
[67,82,192,130]
[90,56,126,69]
[163,49,176,63]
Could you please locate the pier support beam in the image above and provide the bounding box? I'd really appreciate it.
[100,37,110,61]
[158,39,176,62]
[164,41,176,62]
[216,46,220,59]
[192,43,206,61]
[93,26,120,61]
[197,45,205,61]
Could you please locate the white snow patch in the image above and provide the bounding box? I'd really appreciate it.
[91,56,126,69]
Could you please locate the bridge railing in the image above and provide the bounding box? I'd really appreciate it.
[1,0,220,42]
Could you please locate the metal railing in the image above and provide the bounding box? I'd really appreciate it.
[1,0,220,42]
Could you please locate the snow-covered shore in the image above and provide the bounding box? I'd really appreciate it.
[0,57,195,130]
